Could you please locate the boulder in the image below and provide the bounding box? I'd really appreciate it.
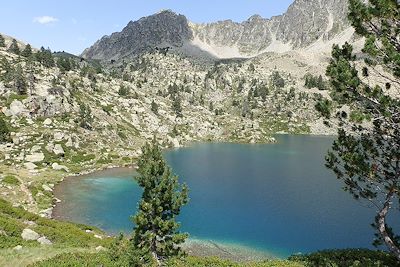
[24,162,37,170]
[6,100,28,117]
[42,184,52,192]
[25,153,44,163]
[43,118,52,126]
[53,132,64,142]
[13,245,23,251]
[21,229,40,241]
[53,144,65,156]
[51,163,69,172]
[37,236,52,245]
[30,145,41,153]
[45,143,54,153]
[65,137,73,147]
[95,246,106,251]
[39,208,53,218]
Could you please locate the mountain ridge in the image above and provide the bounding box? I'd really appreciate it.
[82,0,351,61]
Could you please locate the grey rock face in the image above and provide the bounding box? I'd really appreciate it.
[274,0,350,47]
[82,0,351,61]
[82,10,193,61]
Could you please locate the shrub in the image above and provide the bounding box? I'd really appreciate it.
[315,99,333,119]
[118,85,129,96]
[271,71,285,88]
[289,249,400,267]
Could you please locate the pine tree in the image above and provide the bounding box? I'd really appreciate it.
[172,95,183,118]
[132,140,189,265]
[21,44,32,58]
[0,116,10,143]
[79,103,93,130]
[271,71,285,88]
[8,39,20,55]
[0,34,5,48]
[151,100,159,115]
[35,47,55,67]
[57,57,72,72]
[322,0,400,260]
[14,65,27,95]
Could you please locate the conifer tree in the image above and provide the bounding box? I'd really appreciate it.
[151,100,159,115]
[172,95,183,118]
[78,103,93,130]
[132,140,189,265]
[0,34,5,48]
[8,39,20,55]
[21,44,32,58]
[35,47,55,67]
[14,65,27,95]
[322,0,400,260]
[0,116,10,143]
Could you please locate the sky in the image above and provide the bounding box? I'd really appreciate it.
[1,0,294,55]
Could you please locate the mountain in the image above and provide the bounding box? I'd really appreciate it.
[82,0,351,61]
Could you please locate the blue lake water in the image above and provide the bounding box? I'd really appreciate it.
[53,135,382,257]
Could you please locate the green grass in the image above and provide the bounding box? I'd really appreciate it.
[2,175,20,185]
[0,247,95,267]
[70,153,96,164]
[6,94,28,106]
[0,198,109,249]
[30,252,305,267]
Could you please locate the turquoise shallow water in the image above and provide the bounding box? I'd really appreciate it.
[53,135,386,257]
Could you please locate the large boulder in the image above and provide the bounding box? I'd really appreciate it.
[25,153,44,163]
[5,100,28,117]
[53,144,65,156]
[24,162,37,170]
[21,229,40,241]
[52,163,69,172]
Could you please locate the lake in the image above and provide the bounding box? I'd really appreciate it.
[53,135,380,258]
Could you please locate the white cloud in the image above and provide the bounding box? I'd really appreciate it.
[33,16,59,24]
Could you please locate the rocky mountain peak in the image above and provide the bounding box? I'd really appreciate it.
[81,10,192,60]
[82,0,352,61]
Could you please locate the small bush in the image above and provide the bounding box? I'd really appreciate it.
[118,85,130,96]
[289,249,400,267]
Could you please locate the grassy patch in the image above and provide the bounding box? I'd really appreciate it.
[0,198,108,250]
[6,94,28,106]
[70,153,96,164]
[2,175,20,185]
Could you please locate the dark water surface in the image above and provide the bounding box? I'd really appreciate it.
[53,135,380,257]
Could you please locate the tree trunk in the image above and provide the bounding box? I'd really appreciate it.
[377,190,400,261]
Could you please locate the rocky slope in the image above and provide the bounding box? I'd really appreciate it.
[82,0,351,61]
[1,33,336,215]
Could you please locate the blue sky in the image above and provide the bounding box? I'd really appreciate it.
[1,0,294,55]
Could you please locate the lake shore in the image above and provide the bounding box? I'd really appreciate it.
[182,238,280,262]
[52,167,281,262]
